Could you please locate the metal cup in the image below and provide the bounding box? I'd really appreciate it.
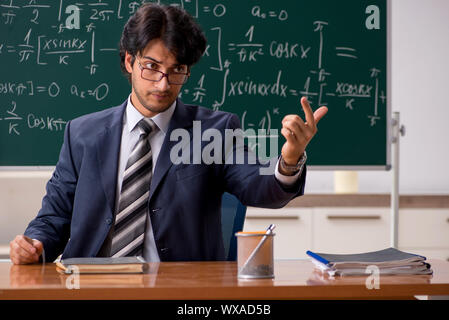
[235,231,275,279]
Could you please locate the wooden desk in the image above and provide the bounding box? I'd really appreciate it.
[0,260,448,300]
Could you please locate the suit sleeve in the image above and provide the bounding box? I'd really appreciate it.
[222,113,306,209]
[24,121,77,262]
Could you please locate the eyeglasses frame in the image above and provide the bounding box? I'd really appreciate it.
[136,57,190,85]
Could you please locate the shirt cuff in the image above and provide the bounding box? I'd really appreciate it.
[274,158,302,187]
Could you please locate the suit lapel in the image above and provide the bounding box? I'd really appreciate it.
[149,99,194,201]
[96,101,126,215]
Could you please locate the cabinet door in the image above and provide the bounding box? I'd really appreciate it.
[312,208,390,253]
[399,209,449,248]
[0,245,9,259]
[0,175,49,244]
[244,207,312,259]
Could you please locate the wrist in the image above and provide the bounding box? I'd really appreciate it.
[282,153,303,166]
[279,151,307,175]
[279,161,296,176]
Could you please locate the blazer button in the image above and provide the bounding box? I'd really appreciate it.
[160,248,169,253]
[106,218,112,225]
[151,208,160,214]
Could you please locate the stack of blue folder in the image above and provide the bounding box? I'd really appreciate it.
[306,247,433,276]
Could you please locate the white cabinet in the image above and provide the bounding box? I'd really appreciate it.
[244,204,449,261]
[0,173,49,244]
[398,209,449,248]
[0,245,9,260]
[312,208,391,254]
[398,208,449,261]
[244,207,312,259]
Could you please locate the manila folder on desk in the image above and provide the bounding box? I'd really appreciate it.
[56,256,147,274]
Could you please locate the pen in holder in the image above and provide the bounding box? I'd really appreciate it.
[236,224,276,279]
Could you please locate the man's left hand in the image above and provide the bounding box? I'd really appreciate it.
[280,97,328,165]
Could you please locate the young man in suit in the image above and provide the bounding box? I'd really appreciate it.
[10,3,327,264]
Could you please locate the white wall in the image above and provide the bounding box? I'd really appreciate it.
[306,0,449,195]
[1,0,448,244]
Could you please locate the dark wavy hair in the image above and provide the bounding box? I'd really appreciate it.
[119,3,207,83]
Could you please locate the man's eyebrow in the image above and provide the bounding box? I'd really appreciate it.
[142,56,162,64]
[141,55,184,67]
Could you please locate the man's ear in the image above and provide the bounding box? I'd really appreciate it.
[124,51,134,74]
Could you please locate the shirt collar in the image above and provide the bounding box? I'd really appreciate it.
[125,96,176,134]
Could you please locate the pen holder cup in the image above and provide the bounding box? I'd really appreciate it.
[235,231,275,279]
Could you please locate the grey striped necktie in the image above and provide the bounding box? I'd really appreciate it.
[110,118,157,257]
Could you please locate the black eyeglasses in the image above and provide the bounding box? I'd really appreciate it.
[136,58,189,85]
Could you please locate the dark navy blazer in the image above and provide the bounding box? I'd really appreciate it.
[24,99,306,262]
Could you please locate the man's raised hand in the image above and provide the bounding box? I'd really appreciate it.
[280,97,328,165]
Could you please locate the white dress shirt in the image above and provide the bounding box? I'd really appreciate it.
[116,97,301,261]
[116,97,175,262]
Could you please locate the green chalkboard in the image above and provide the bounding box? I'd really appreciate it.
[0,0,388,168]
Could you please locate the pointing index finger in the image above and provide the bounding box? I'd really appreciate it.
[300,97,315,129]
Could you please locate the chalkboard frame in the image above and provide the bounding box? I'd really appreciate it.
[0,0,392,171]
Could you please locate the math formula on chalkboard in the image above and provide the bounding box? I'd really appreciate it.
[0,0,387,167]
